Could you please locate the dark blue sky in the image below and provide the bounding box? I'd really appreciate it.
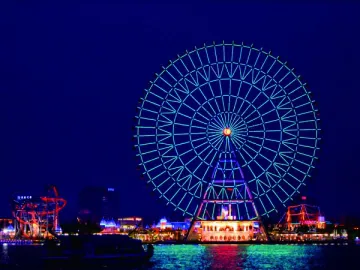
[1,3,360,223]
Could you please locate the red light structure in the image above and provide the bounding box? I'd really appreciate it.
[282,203,326,231]
[11,185,66,239]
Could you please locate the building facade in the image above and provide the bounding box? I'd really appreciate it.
[198,220,264,241]
[78,186,120,224]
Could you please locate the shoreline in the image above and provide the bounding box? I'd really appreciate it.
[145,239,354,245]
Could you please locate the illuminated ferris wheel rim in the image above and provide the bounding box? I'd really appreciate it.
[135,41,321,217]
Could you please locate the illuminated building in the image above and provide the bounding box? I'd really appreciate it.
[153,218,190,230]
[118,217,143,231]
[0,218,15,239]
[270,199,349,241]
[97,217,143,235]
[283,203,326,231]
[78,186,120,224]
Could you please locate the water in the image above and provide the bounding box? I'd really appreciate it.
[1,243,359,269]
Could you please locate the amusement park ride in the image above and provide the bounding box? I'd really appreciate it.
[11,185,66,239]
[134,41,321,242]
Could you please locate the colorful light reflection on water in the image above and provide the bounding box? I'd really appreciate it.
[149,244,358,270]
[1,243,359,269]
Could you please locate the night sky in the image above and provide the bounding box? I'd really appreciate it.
[1,3,360,224]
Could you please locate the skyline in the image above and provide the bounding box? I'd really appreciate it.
[2,3,360,222]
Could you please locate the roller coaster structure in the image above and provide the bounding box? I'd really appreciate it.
[11,185,66,239]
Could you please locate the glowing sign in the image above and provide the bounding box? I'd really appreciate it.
[17,196,32,200]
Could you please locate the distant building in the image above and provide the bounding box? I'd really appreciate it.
[0,218,15,239]
[78,186,119,224]
[153,217,191,230]
[118,217,143,231]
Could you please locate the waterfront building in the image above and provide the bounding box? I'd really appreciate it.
[97,217,143,235]
[0,218,15,239]
[118,217,143,231]
[195,208,265,241]
[78,186,120,224]
[283,202,326,231]
[270,201,348,241]
[153,217,190,230]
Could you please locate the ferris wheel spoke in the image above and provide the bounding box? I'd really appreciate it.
[181,101,197,113]
[238,150,254,174]
[293,101,313,110]
[227,80,233,112]
[246,107,276,125]
[292,164,310,176]
[196,110,214,124]
[236,85,255,117]
[240,146,258,164]
[240,93,262,119]
[176,111,193,120]
[213,115,226,130]
[212,45,221,78]
[200,98,218,120]
[208,137,225,154]
[218,81,226,112]
[206,82,222,114]
[178,140,205,158]
[271,189,285,205]
[248,134,280,144]
[138,107,159,116]
[184,143,209,166]
[241,107,259,124]
[242,46,253,80]
[229,84,243,124]
[278,173,298,191]
[195,48,209,81]
[232,124,248,135]
[291,93,308,103]
[174,132,205,136]
[138,148,160,156]
[231,134,246,147]
[246,118,278,129]
[171,60,187,79]
[230,115,246,129]
[217,112,228,128]
[232,127,248,137]
[150,169,168,183]
[298,119,318,124]
[256,179,270,195]
[292,156,315,168]
[249,148,273,166]
[181,124,206,131]
[138,116,156,123]
[245,138,271,155]
[147,89,168,102]
[135,134,158,138]
[143,98,162,109]
[258,196,270,217]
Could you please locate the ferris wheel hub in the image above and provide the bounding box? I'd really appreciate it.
[223,127,232,136]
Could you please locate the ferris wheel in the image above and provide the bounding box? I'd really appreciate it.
[134,41,321,217]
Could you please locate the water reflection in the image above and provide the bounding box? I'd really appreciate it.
[149,244,356,270]
[1,243,358,269]
[0,243,9,265]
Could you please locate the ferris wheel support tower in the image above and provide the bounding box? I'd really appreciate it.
[185,128,268,242]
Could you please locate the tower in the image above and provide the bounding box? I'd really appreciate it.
[186,127,268,242]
